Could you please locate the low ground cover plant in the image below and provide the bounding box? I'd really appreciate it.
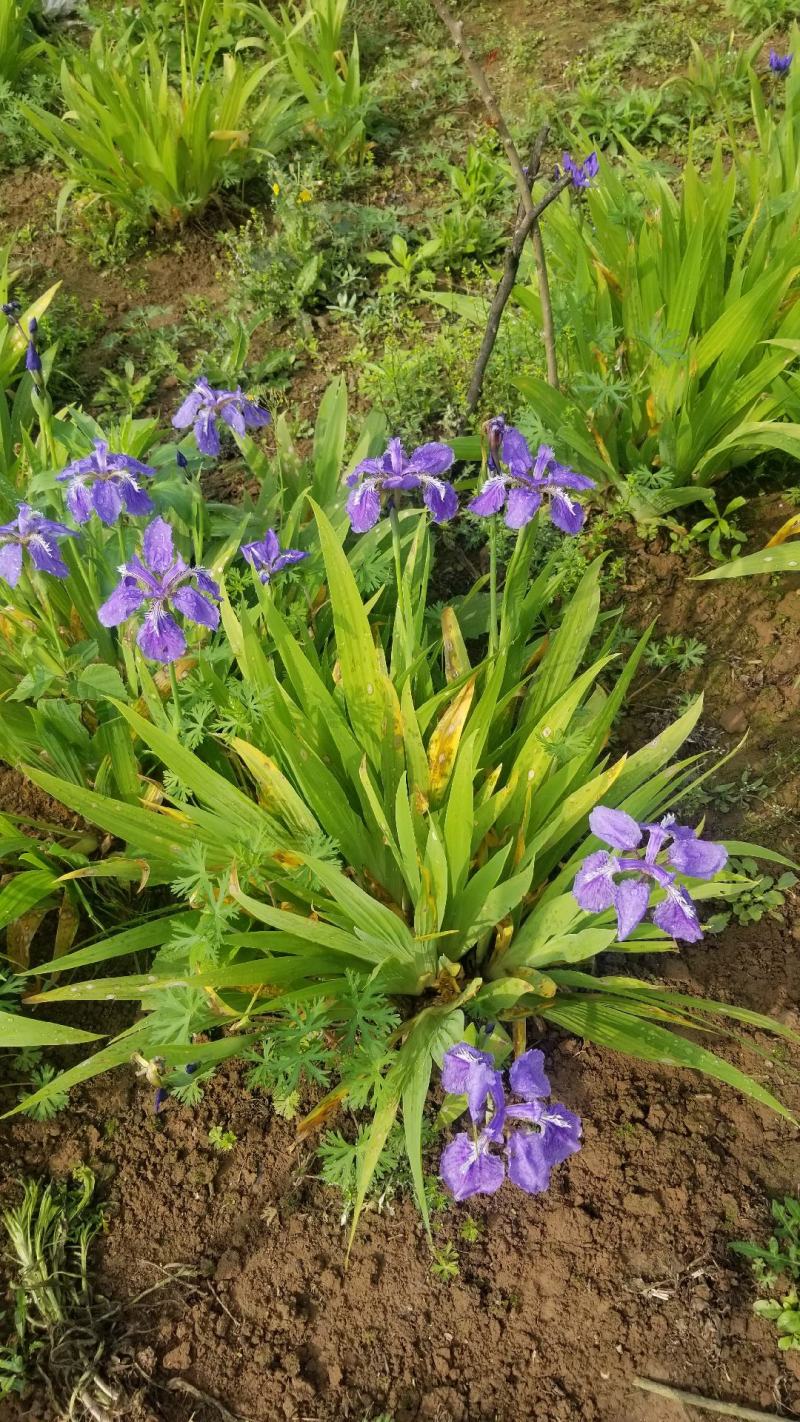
[733,1198,800,1351]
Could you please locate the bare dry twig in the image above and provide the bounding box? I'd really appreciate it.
[428,0,561,392]
[633,1376,793,1421]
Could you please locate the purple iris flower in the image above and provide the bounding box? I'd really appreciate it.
[56,440,156,525]
[25,318,42,377]
[0,503,77,586]
[440,1045,582,1202]
[572,806,728,943]
[172,377,271,457]
[769,49,792,73]
[241,528,308,584]
[562,150,600,189]
[98,516,220,663]
[470,421,594,534]
[345,436,457,533]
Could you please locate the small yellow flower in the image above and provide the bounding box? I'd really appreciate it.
[298,188,313,203]
[272,182,280,196]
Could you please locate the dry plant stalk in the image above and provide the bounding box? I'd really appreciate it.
[427,0,564,402]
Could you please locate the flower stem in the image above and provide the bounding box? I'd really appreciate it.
[389,504,414,669]
[488,517,499,657]
[30,572,66,673]
[168,661,182,733]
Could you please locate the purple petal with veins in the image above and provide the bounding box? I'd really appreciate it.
[508,1049,550,1102]
[440,1131,506,1201]
[590,806,642,851]
[613,876,651,940]
[573,850,619,912]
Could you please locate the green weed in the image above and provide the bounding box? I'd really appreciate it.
[732,1197,800,1350]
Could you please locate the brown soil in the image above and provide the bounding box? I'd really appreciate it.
[617,494,800,839]
[2,905,800,1422]
[0,766,83,828]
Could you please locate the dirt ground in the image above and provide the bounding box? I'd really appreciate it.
[2,910,800,1422]
[2,494,800,1422]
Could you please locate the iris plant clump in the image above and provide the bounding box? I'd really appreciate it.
[572,807,727,942]
[98,516,220,662]
[172,377,271,456]
[470,419,595,534]
[440,1044,582,1201]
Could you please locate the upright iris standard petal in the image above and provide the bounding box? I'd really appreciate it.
[172,378,271,457]
[143,517,175,575]
[589,806,642,851]
[440,1132,506,1201]
[344,436,457,532]
[502,426,535,473]
[508,1049,550,1101]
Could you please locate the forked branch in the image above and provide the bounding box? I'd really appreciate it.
[428,0,561,394]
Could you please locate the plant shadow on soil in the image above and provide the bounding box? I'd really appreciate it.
[2,499,800,1422]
